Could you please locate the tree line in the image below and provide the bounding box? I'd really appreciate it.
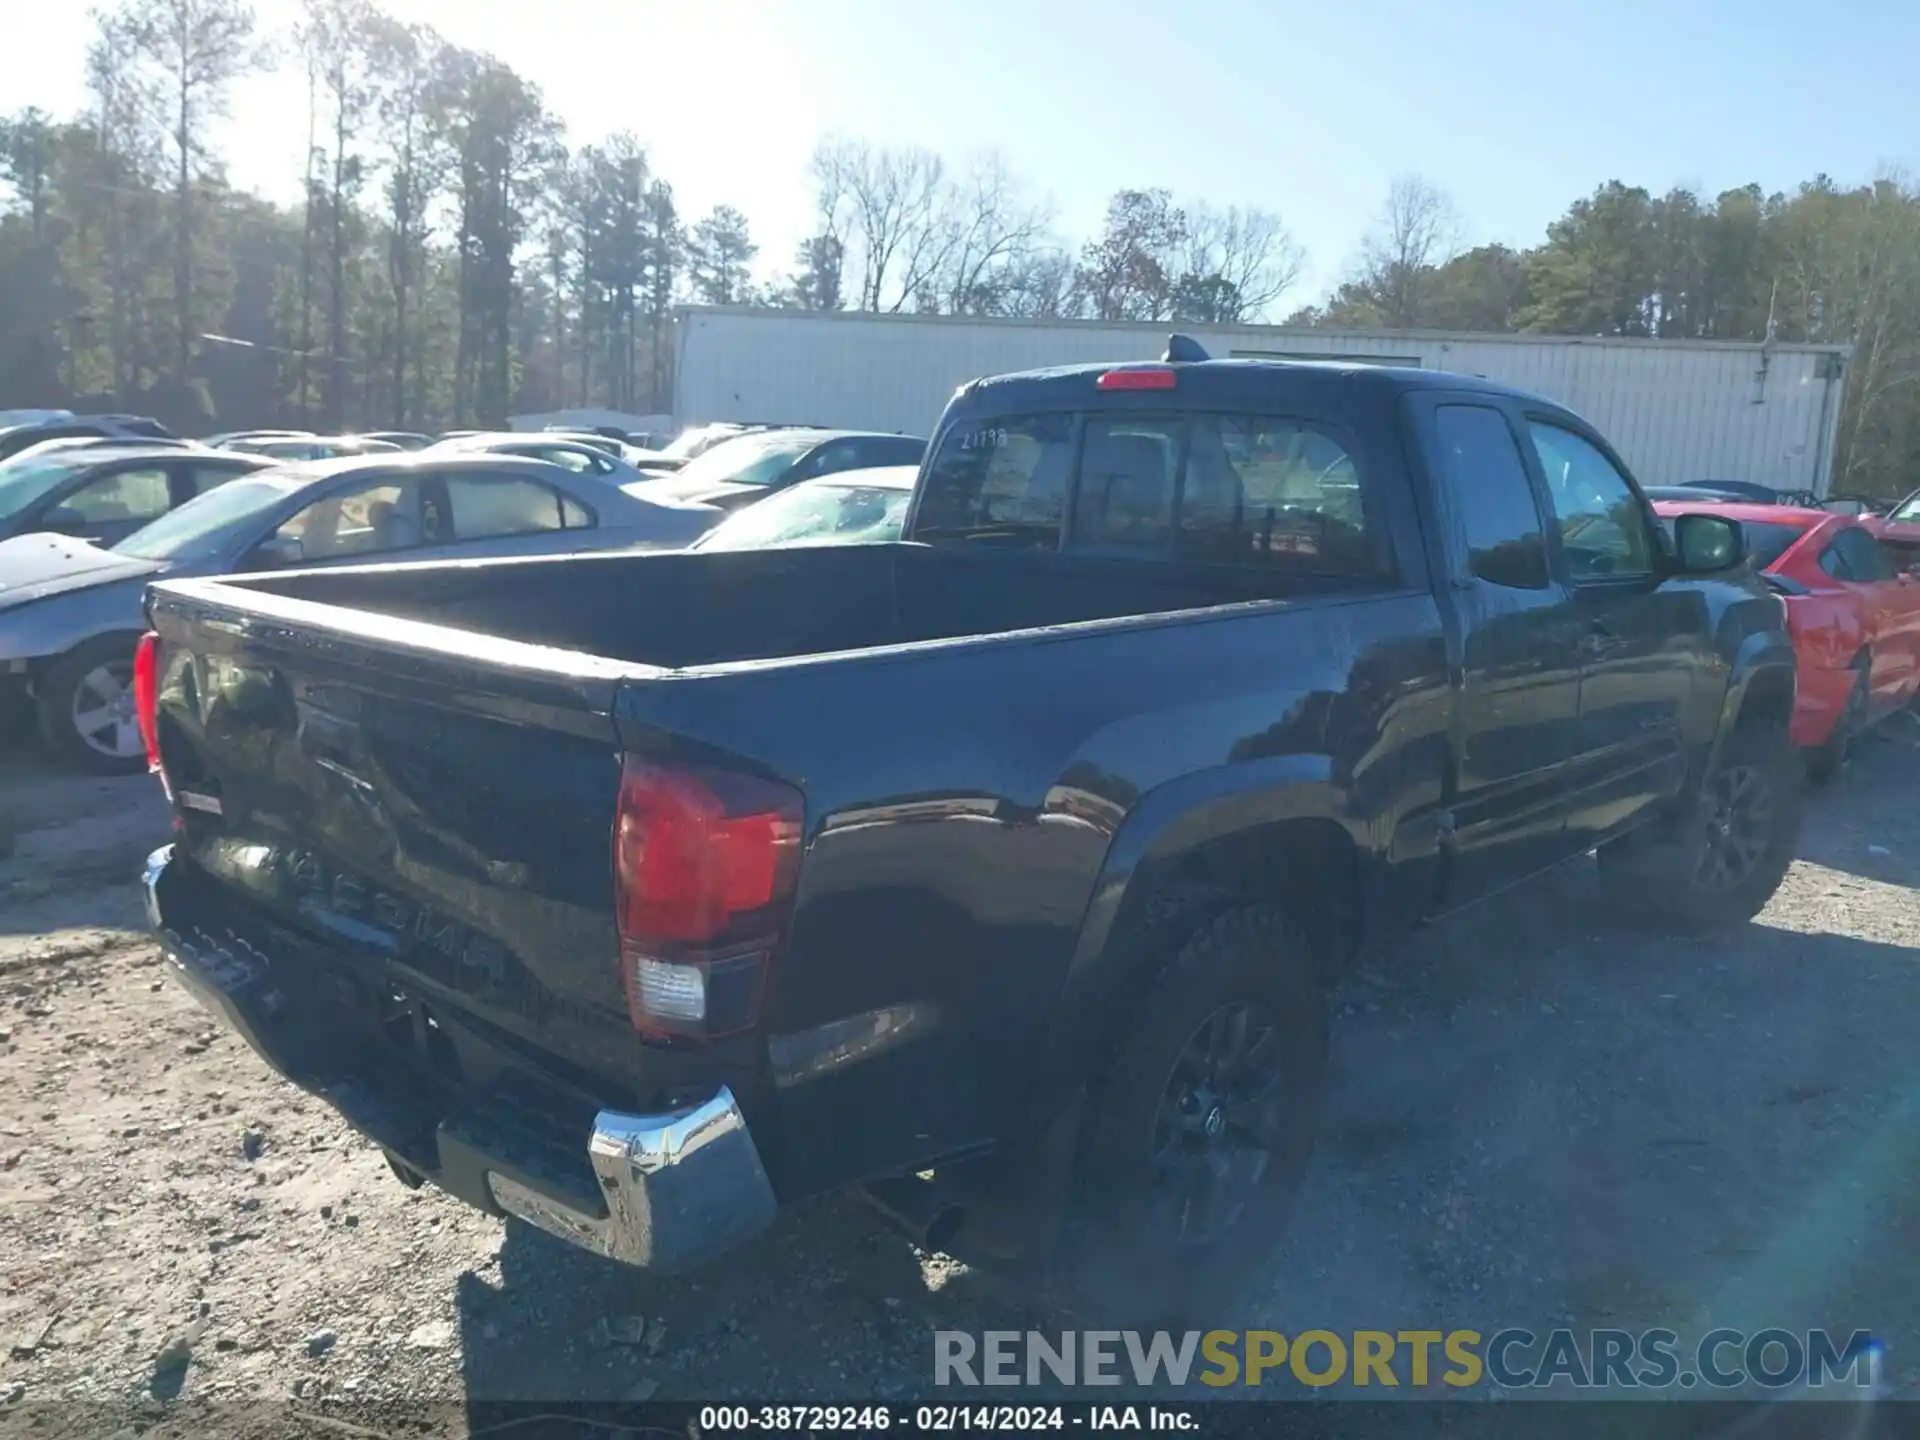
[0,0,1914,497]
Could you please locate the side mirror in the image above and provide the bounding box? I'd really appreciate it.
[249,534,304,569]
[1672,513,1745,574]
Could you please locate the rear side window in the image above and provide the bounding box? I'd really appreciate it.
[444,474,575,539]
[913,413,1077,548]
[1186,415,1372,574]
[1431,404,1548,590]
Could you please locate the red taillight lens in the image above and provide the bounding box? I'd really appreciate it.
[132,631,163,774]
[612,755,802,1040]
[1097,366,1177,390]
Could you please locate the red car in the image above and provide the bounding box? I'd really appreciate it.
[1654,501,1920,777]
[1864,488,1920,572]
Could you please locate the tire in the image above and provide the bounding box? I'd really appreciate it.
[1805,660,1869,784]
[35,636,148,775]
[1053,898,1328,1324]
[1598,719,1802,931]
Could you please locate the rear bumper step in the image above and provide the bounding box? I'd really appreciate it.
[144,844,778,1273]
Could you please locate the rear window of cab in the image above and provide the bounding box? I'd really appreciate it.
[911,410,1382,578]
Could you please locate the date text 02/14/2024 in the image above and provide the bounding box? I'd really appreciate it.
[696,1405,1198,1432]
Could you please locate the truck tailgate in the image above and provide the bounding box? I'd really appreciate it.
[145,576,656,1094]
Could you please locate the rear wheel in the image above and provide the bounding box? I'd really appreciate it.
[1598,719,1802,931]
[1054,900,1327,1323]
[1806,660,1869,783]
[35,636,147,775]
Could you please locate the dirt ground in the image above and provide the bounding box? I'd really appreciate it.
[1,721,1918,1436]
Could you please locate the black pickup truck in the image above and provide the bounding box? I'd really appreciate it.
[139,344,1801,1311]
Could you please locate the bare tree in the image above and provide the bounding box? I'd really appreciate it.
[997,247,1080,318]
[1351,174,1462,328]
[931,152,1053,315]
[810,137,947,312]
[117,0,267,394]
[1177,204,1303,322]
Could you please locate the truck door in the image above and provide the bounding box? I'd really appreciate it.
[1410,395,1588,905]
[1523,419,1698,850]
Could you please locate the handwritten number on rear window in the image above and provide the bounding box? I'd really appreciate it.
[960,428,1007,450]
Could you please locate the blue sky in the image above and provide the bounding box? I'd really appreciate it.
[7,0,1916,306]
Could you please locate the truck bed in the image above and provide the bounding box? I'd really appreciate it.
[215,540,1362,669]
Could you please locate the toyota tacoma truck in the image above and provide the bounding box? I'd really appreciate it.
[137,342,1801,1312]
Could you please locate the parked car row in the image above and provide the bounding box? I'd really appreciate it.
[0,413,930,770]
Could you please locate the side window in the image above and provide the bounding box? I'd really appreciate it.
[560,495,594,528]
[443,473,569,539]
[1526,422,1655,580]
[60,467,172,523]
[1828,526,1897,582]
[184,464,247,497]
[912,413,1076,549]
[276,480,417,559]
[1432,405,1549,589]
[1180,414,1376,575]
[1073,416,1181,553]
[533,447,593,474]
[804,442,862,479]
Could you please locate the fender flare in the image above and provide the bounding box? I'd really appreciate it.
[1065,753,1359,992]
[1709,630,1798,771]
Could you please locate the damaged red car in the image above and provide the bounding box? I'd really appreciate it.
[1654,500,1920,779]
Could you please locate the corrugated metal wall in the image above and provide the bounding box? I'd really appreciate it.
[674,308,1850,493]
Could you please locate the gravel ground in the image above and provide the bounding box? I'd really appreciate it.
[1,720,1917,1437]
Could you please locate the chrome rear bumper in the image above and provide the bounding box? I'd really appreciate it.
[146,843,778,1274]
[487,1088,778,1271]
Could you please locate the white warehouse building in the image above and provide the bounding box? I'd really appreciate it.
[672,306,1851,495]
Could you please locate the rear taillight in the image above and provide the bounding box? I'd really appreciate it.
[612,754,803,1041]
[132,631,163,776]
